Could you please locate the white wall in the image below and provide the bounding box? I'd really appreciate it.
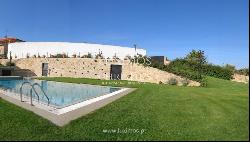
[7,42,146,59]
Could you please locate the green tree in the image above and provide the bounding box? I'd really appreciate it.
[185,50,207,65]
[185,50,207,79]
[224,64,236,72]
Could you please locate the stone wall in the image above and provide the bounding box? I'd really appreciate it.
[232,73,249,84]
[0,58,200,86]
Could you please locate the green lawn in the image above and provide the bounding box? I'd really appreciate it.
[0,77,249,141]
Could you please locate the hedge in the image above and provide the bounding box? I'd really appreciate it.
[163,59,206,86]
[150,58,234,86]
[163,59,233,80]
[201,64,233,80]
[150,59,207,86]
[235,68,249,76]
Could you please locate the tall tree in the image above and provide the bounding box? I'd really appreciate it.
[185,50,207,65]
[224,64,236,72]
[185,50,207,78]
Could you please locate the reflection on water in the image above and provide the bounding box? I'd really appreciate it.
[0,79,121,107]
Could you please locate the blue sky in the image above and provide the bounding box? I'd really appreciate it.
[0,0,248,68]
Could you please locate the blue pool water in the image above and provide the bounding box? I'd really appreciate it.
[0,79,121,108]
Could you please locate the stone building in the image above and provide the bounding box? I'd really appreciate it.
[0,36,200,86]
[150,56,170,65]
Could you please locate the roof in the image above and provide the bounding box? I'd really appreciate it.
[0,37,25,44]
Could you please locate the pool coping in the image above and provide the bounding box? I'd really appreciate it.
[0,76,23,80]
[0,87,136,126]
[0,78,127,109]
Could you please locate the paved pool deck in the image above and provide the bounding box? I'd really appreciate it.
[0,88,136,126]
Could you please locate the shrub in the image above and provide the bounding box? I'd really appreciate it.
[201,64,233,80]
[162,58,233,81]
[167,78,178,85]
[200,77,208,87]
[149,58,206,86]
[223,64,236,72]
[185,50,207,65]
[235,68,249,76]
[147,50,234,86]
[6,61,15,66]
[113,54,118,60]
[131,54,151,67]
[164,59,204,82]
[95,53,104,59]
[72,54,77,58]
[151,62,165,69]
[81,53,92,58]
[55,53,68,58]
[124,55,132,60]
[50,55,55,58]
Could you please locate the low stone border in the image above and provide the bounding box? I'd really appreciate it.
[231,74,249,84]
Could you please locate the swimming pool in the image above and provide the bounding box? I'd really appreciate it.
[0,79,121,108]
[0,77,135,126]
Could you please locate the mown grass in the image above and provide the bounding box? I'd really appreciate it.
[0,77,249,141]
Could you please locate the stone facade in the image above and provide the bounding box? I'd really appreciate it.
[0,58,200,86]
